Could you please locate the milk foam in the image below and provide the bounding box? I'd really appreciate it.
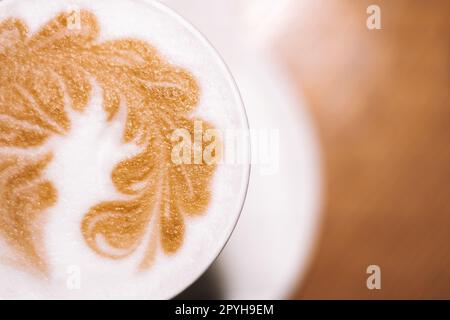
[0,0,249,299]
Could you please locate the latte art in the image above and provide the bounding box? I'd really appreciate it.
[0,8,217,274]
[0,0,249,299]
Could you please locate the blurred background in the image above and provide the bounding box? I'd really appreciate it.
[162,0,450,300]
[0,0,448,300]
[279,0,450,299]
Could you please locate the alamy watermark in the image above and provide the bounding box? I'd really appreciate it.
[171,120,279,175]
[66,265,81,290]
[367,5,382,30]
[366,265,381,290]
[66,5,81,31]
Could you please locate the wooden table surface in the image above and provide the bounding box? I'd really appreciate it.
[277,0,450,299]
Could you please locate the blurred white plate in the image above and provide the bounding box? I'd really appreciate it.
[161,0,323,299]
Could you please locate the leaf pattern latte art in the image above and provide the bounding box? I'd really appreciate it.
[0,10,217,274]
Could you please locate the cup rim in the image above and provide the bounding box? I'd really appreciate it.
[147,0,252,300]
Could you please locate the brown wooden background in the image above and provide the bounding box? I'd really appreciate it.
[277,0,450,299]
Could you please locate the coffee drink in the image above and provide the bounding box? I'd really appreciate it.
[0,0,249,299]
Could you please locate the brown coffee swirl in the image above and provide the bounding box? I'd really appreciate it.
[0,10,217,275]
